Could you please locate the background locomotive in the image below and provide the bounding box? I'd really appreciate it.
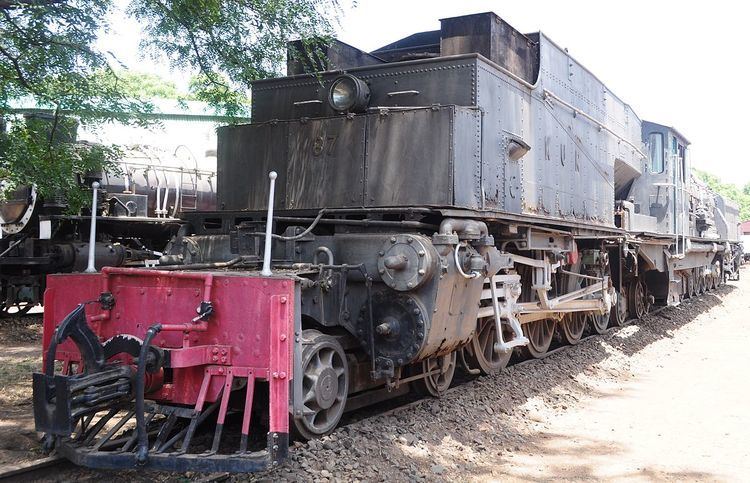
[0,114,217,314]
[32,12,742,473]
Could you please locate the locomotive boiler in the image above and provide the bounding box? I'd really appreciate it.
[32,12,741,473]
[0,117,217,313]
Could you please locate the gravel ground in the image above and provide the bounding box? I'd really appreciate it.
[245,272,747,482]
[1,269,746,481]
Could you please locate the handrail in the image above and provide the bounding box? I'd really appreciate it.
[542,88,647,159]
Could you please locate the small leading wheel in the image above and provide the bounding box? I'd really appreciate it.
[464,318,512,375]
[414,351,457,397]
[560,313,586,345]
[628,279,649,320]
[293,330,348,440]
[609,287,629,327]
[520,319,556,358]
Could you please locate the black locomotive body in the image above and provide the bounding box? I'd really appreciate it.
[31,12,742,472]
[0,133,217,313]
[163,11,739,435]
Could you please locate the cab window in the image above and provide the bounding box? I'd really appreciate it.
[648,132,664,173]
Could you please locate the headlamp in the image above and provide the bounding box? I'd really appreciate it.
[328,74,370,113]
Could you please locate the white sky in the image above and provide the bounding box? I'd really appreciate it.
[99,1,750,186]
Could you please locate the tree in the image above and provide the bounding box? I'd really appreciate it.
[0,0,340,212]
[695,170,750,221]
[105,71,183,100]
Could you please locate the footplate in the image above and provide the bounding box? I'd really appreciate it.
[51,402,288,473]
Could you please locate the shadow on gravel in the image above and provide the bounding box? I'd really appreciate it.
[259,285,736,482]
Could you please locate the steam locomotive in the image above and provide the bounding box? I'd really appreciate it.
[32,12,741,473]
[0,118,217,314]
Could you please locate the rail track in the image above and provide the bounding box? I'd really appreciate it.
[0,456,231,482]
[0,456,71,482]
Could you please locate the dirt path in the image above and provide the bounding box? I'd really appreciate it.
[495,275,750,481]
[0,316,44,466]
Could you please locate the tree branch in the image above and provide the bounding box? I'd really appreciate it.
[0,0,65,10]
[148,0,230,91]
[0,43,32,91]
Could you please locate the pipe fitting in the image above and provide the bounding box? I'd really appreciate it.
[438,218,488,240]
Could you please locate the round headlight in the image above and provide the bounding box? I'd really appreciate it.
[328,74,370,113]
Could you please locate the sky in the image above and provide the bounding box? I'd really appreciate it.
[98,1,750,186]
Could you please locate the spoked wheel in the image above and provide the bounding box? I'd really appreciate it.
[413,351,457,397]
[293,330,349,440]
[464,318,513,375]
[628,279,650,319]
[559,313,586,345]
[609,287,629,327]
[520,319,556,358]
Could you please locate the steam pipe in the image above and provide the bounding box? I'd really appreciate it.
[85,182,100,273]
[161,171,170,215]
[261,171,277,276]
[439,218,489,238]
[172,170,182,218]
[155,173,162,217]
[155,256,248,271]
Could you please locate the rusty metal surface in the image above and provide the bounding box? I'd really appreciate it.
[287,116,366,209]
[440,12,539,85]
[365,108,454,207]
